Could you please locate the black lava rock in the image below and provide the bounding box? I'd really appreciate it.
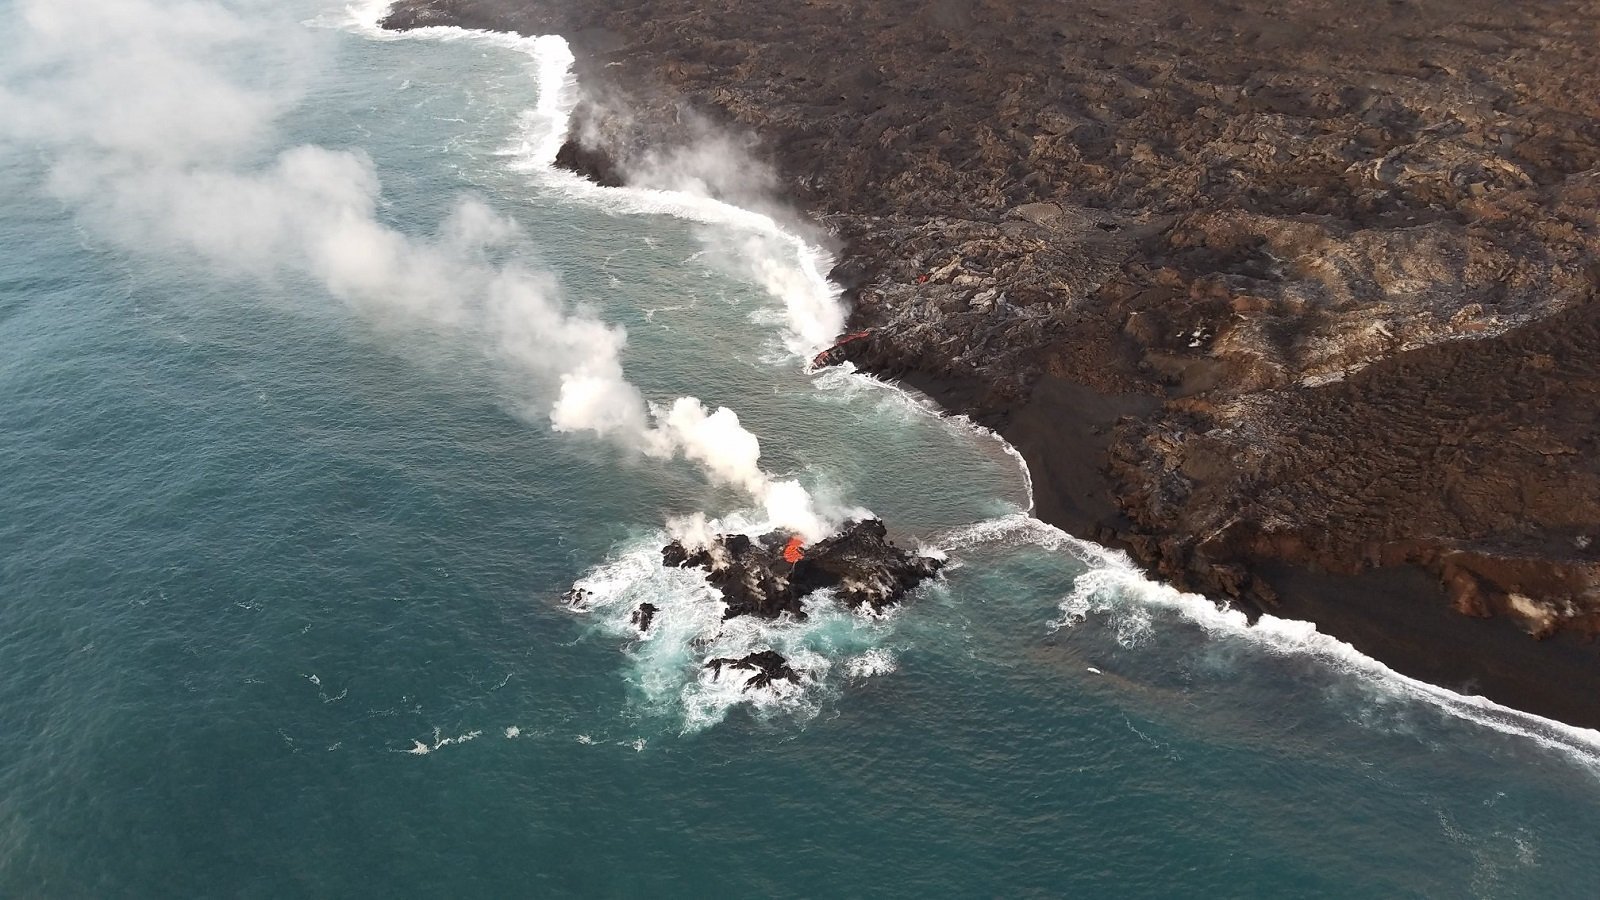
[553,138,627,187]
[630,602,659,633]
[705,650,801,691]
[661,518,944,621]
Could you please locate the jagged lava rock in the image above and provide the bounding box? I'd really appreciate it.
[630,602,658,633]
[662,518,944,620]
[705,650,800,691]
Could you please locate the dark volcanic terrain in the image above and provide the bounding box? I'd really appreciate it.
[384,0,1600,725]
[662,519,945,620]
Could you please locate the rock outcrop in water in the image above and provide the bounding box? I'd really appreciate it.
[384,0,1600,725]
[662,519,945,620]
[629,602,658,633]
[552,124,626,188]
[705,650,801,691]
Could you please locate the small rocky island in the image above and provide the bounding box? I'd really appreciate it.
[567,520,942,693]
[675,520,942,693]
[662,518,946,621]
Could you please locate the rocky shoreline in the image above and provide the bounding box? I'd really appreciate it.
[382,0,1600,727]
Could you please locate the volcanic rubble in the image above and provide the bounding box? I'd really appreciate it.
[664,518,944,691]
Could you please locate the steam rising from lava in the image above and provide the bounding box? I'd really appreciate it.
[1,0,831,539]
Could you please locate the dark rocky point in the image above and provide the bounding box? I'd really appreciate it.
[705,649,801,691]
[810,330,873,369]
[630,602,659,633]
[553,138,626,187]
[662,519,945,620]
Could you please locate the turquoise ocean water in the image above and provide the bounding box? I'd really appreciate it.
[3,3,1599,895]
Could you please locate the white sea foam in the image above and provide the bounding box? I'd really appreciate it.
[844,648,898,679]
[403,727,484,755]
[944,512,1600,771]
[567,521,896,731]
[534,180,846,357]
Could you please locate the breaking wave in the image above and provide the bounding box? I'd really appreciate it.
[943,513,1600,772]
[566,516,898,732]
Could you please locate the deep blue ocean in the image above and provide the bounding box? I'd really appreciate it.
[3,2,1599,896]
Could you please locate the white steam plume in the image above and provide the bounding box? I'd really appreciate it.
[0,0,829,539]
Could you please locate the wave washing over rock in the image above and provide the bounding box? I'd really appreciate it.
[345,2,1600,756]
[659,519,945,620]
[943,513,1600,771]
[563,521,905,731]
[561,518,942,726]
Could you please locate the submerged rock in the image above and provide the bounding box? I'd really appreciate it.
[630,602,659,633]
[662,518,944,620]
[705,650,800,691]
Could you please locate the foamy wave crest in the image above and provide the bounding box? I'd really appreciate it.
[844,648,899,679]
[941,513,1600,770]
[534,176,845,356]
[939,512,1087,558]
[330,4,581,169]
[402,727,483,756]
[1067,562,1600,771]
[568,517,898,732]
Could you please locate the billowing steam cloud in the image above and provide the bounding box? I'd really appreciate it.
[0,0,828,540]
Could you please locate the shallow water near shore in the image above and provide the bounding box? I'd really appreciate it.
[3,3,1600,895]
